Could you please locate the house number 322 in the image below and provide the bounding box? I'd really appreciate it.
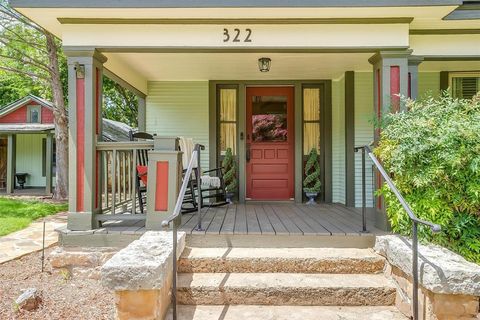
[223,28,252,43]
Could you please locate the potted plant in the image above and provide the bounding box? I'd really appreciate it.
[303,148,321,205]
[222,148,237,204]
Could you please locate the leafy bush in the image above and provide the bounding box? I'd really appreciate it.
[303,148,321,193]
[375,93,480,263]
[222,147,237,193]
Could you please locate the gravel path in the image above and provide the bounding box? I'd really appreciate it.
[0,247,114,319]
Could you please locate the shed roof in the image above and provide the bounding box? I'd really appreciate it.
[0,95,133,141]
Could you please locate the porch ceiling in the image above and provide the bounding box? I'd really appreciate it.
[105,52,375,83]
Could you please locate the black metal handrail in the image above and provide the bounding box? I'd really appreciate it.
[354,144,441,320]
[161,143,205,320]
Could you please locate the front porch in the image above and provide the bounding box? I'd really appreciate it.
[58,203,384,248]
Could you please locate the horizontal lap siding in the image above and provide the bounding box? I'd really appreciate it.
[16,134,46,187]
[418,72,441,99]
[146,81,210,169]
[354,72,374,208]
[332,76,346,204]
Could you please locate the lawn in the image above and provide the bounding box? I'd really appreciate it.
[0,197,68,236]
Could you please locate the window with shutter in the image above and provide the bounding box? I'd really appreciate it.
[450,73,480,99]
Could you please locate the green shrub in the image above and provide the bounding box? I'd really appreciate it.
[375,93,480,264]
[222,148,237,193]
[303,148,321,193]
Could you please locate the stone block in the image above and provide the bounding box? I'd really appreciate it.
[101,231,185,291]
[375,235,480,296]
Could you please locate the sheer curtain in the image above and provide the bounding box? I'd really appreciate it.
[220,89,237,155]
[303,88,320,155]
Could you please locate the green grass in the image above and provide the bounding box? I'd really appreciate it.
[0,197,68,236]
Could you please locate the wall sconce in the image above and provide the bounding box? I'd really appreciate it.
[258,57,271,72]
[74,62,85,79]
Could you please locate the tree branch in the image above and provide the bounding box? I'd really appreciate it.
[0,65,50,82]
[0,39,52,73]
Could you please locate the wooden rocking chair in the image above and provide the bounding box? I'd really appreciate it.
[180,141,228,213]
[129,130,155,213]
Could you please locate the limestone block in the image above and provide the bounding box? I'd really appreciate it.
[374,235,480,296]
[101,231,185,291]
[49,247,117,269]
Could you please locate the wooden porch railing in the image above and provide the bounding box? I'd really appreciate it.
[96,141,154,220]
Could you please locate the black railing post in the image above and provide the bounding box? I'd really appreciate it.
[194,145,204,231]
[361,147,367,233]
[354,144,440,320]
[412,221,419,320]
[172,221,177,320]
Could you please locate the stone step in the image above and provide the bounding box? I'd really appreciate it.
[178,247,385,274]
[177,273,396,306]
[166,305,408,320]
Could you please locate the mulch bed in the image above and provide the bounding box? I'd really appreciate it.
[0,247,115,319]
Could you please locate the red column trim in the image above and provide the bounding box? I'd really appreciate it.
[390,66,400,112]
[155,161,169,211]
[376,68,383,210]
[76,77,85,212]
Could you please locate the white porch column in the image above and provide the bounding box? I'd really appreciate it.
[6,134,16,194]
[65,49,107,230]
[369,50,411,230]
[138,96,146,132]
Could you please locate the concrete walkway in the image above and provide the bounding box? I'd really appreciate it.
[0,212,67,264]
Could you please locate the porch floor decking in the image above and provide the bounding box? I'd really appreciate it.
[99,203,384,236]
[179,203,384,236]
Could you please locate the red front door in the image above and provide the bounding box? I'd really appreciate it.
[246,87,294,200]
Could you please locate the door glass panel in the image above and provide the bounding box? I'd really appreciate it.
[219,88,237,155]
[252,95,287,142]
[303,123,320,155]
[303,88,321,155]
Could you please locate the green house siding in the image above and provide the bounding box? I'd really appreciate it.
[15,133,46,187]
[354,72,375,208]
[146,81,210,169]
[418,72,441,99]
[331,76,346,204]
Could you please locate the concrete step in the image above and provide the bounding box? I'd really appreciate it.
[178,247,385,274]
[166,305,408,320]
[177,273,396,306]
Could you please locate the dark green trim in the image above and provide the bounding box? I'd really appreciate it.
[209,80,332,204]
[344,71,355,207]
[208,81,217,172]
[11,0,462,8]
[410,28,480,35]
[58,17,414,25]
[301,82,333,203]
[440,71,450,91]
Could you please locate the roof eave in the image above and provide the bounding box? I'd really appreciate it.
[10,0,463,8]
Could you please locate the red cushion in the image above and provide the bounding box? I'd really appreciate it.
[137,165,148,185]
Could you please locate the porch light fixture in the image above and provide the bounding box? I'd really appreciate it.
[258,57,271,72]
